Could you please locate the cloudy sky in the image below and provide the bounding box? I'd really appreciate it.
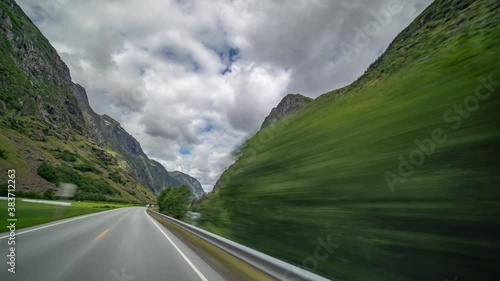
[16,0,432,191]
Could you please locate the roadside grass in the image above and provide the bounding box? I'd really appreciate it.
[148,210,274,281]
[0,199,134,230]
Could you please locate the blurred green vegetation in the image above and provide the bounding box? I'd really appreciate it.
[196,1,500,280]
[157,185,191,219]
[60,150,79,162]
[0,148,7,159]
[37,162,118,202]
[43,188,55,200]
[0,199,133,230]
[74,161,101,174]
[109,171,124,184]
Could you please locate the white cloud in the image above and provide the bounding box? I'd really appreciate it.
[15,0,432,191]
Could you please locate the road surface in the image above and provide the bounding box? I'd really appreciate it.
[0,207,225,281]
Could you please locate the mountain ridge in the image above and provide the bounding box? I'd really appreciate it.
[170,170,205,199]
[196,1,500,280]
[0,0,202,200]
[260,93,313,129]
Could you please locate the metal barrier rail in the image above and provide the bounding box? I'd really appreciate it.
[148,210,331,281]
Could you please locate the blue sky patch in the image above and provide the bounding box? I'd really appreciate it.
[179,147,191,155]
[219,47,240,75]
[203,124,213,132]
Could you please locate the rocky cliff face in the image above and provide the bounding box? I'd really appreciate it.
[0,0,201,198]
[260,94,313,129]
[1,0,86,140]
[170,171,205,199]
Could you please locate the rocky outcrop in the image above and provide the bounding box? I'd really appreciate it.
[170,171,205,199]
[260,94,313,129]
[147,160,183,194]
[0,1,85,139]
[72,80,199,196]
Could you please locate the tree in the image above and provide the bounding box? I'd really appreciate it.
[0,148,8,159]
[61,150,77,162]
[108,172,124,184]
[0,184,8,196]
[157,185,191,219]
[37,162,59,183]
[43,188,55,200]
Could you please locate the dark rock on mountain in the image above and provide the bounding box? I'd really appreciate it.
[170,171,205,199]
[260,94,313,129]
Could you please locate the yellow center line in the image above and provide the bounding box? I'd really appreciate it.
[118,217,123,222]
[94,228,110,241]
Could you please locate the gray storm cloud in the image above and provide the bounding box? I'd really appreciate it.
[16,0,432,191]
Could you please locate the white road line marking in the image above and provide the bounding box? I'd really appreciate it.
[0,208,124,239]
[146,211,209,281]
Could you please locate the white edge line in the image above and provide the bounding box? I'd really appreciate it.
[0,208,122,239]
[146,211,209,281]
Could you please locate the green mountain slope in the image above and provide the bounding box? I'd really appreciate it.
[196,1,500,280]
[0,0,203,202]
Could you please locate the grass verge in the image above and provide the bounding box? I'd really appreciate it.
[0,199,133,230]
[147,210,275,281]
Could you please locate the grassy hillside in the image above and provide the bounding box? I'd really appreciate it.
[196,1,500,280]
[0,0,156,203]
[0,125,156,203]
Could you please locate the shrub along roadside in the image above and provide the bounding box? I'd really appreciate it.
[157,185,191,219]
[37,162,116,201]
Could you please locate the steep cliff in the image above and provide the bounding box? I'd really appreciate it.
[73,85,183,194]
[260,93,313,129]
[170,171,205,199]
[0,0,201,200]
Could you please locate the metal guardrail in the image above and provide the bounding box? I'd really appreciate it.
[149,210,331,281]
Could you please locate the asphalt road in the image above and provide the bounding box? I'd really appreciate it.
[0,207,225,281]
